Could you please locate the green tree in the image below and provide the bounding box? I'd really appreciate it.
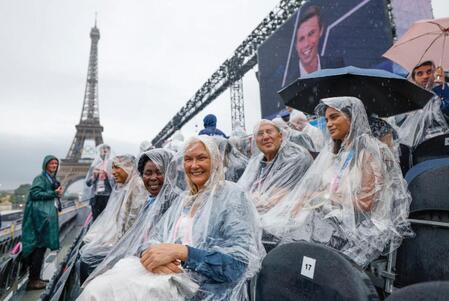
[13,184,31,204]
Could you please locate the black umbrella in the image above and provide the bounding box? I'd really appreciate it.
[278,66,434,117]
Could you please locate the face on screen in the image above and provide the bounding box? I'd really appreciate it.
[295,15,323,70]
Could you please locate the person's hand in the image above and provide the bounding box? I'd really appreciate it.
[55,186,64,197]
[140,243,188,272]
[434,66,446,85]
[152,261,183,274]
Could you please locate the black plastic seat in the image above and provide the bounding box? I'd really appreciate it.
[412,133,449,165]
[253,241,379,301]
[394,159,449,287]
[399,144,412,175]
[386,281,449,301]
[405,158,449,212]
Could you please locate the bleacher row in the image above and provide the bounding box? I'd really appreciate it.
[248,132,449,300]
[2,134,449,300]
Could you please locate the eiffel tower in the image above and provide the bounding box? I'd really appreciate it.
[58,20,104,189]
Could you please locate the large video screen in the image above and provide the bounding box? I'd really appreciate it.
[257,0,394,118]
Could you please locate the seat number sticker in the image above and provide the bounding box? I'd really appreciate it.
[300,256,316,279]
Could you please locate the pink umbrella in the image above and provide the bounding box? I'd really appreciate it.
[383,17,449,72]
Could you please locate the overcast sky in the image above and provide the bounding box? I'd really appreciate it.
[0,0,448,190]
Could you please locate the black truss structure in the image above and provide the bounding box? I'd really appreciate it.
[152,0,305,146]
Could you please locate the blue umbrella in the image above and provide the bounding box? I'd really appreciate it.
[278,66,434,117]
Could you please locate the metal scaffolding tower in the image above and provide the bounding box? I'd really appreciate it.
[230,78,245,131]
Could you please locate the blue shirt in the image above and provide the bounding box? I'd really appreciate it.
[146,195,156,208]
[182,245,246,283]
[182,245,247,300]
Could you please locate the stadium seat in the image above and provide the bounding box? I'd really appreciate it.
[385,281,449,301]
[252,241,379,301]
[394,159,449,287]
[412,133,449,165]
[399,144,412,175]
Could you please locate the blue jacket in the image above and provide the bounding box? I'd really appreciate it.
[199,114,228,138]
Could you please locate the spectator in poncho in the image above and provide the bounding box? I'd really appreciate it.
[238,120,313,240]
[77,136,264,301]
[82,144,114,220]
[79,154,148,282]
[82,148,179,285]
[268,97,412,267]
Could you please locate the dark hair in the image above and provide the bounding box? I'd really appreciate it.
[411,60,435,80]
[137,155,151,176]
[298,4,322,29]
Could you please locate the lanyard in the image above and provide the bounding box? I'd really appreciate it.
[330,149,354,193]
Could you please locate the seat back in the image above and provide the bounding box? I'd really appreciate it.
[395,211,449,287]
[399,144,412,175]
[254,242,379,301]
[405,159,449,212]
[386,281,449,301]
[395,160,449,287]
[412,133,449,165]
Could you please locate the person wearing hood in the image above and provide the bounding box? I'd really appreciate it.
[79,154,148,283]
[81,148,179,286]
[77,136,264,301]
[21,155,64,290]
[82,144,114,220]
[289,109,324,151]
[213,136,248,182]
[238,120,313,241]
[198,114,228,138]
[267,97,412,267]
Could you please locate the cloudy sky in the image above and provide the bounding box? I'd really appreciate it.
[0,0,447,190]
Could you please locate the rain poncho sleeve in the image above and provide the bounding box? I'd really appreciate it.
[398,96,449,147]
[268,97,412,267]
[77,136,265,301]
[82,149,177,285]
[238,120,312,236]
[79,154,148,270]
[21,155,60,256]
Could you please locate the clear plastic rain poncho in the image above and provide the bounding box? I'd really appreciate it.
[80,154,148,267]
[82,149,178,285]
[289,110,324,151]
[164,130,185,153]
[77,136,265,301]
[266,97,412,267]
[238,120,313,237]
[213,136,248,182]
[368,117,400,162]
[273,117,316,152]
[139,140,153,154]
[398,96,449,148]
[82,144,114,202]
